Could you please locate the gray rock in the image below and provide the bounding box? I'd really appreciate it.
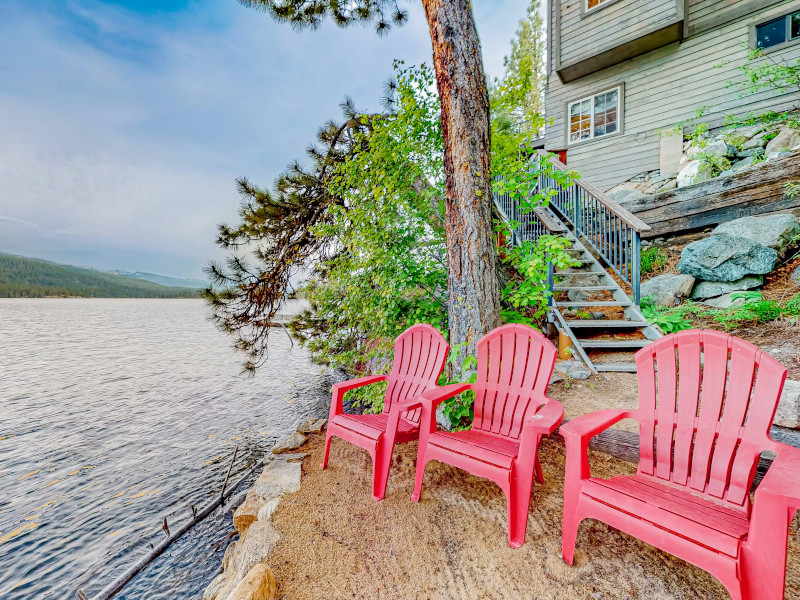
[641,273,696,307]
[296,417,326,434]
[712,214,800,255]
[655,178,678,193]
[554,360,592,380]
[677,160,713,188]
[253,456,303,497]
[271,431,307,454]
[775,380,800,429]
[765,128,800,154]
[719,157,756,177]
[698,140,730,160]
[792,265,800,286]
[742,131,770,150]
[766,151,793,161]
[678,234,778,282]
[590,311,606,320]
[722,125,763,147]
[702,293,748,309]
[736,147,764,159]
[690,276,763,299]
[608,188,648,207]
[237,521,280,583]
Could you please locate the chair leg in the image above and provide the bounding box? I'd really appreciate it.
[507,468,535,548]
[411,457,428,502]
[320,432,333,470]
[371,438,392,501]
[534,455,544,484]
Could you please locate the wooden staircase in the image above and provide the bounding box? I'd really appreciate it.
[494,151,662,374]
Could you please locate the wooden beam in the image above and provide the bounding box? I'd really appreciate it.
[627,153,800,239]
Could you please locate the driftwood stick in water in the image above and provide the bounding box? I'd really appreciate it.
[89,456,265,600]
[281,323,294,346]
[220,446,239,502]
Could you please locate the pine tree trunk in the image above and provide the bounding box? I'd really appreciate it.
[422,0,501,374]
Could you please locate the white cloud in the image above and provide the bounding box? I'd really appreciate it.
[0,0,527,277]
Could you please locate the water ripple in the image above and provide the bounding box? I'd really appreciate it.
[0,299,332,599]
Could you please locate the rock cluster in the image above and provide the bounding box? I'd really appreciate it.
[607,118,800,200]
[203,417,326,600]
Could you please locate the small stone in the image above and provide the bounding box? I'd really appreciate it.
[554,360,592,380]
[227,563,278,600]
[549,372,564,385]
[712,214,800,255]
[766,151,793,161]
[253,457,302,497]
[765,128,800,154]
[677,160,713,188]
[641,273,696,307]
[742,131,770,150]
[691,276,763,299]
[295,417,326,434]
[233,490,264,535]
[791,265,800,286]
[722,125,762,147]
[655,178,678,193]
[237,521,280,583]
[590,311,606,320]
[775,380,800,429]
[271,432,307,454]
[702,293,748,309]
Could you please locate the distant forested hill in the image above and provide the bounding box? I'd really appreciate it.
[0,254,200,298]
[109,270,208,289]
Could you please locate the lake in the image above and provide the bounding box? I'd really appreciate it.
[0,299,333,599]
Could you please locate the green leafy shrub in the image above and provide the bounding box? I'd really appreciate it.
[640,247,668,274]
[640,299,695,334]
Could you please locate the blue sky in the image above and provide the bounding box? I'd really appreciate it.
[0,0,528,278]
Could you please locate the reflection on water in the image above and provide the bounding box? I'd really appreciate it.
[0,299,332,599]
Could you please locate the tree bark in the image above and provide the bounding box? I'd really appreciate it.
[422,0,501,373]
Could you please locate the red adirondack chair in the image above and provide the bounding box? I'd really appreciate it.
[401,323,564,548]
[321,323,448,501]
[561,329,800,600]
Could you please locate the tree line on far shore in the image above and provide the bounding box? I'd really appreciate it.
[0,254,199,298]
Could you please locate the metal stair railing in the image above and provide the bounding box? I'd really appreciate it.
[531,150,651,304]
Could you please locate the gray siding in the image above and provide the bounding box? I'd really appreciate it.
[545,0,800,192]
[559,0,680,68]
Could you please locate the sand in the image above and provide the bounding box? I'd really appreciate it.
[265,433,800,600]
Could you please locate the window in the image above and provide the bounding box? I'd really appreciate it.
[755,10,800,50]
[568,87,621,144]
[586,0,612,11]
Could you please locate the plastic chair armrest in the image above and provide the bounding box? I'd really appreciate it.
[329,374,388,418]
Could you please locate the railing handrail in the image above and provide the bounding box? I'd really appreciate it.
[535,150,651,233]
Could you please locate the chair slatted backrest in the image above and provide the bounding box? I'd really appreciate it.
[472,324,557,439]
[383,324,449,425]
[635,329,787,510]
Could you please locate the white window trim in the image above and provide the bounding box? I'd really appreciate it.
[566,85,624,146]
[752,8,800,54]
[583,0,624,16]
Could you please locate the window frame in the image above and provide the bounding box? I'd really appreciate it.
[582,0,624,16]
[751,7,800,54]
[565,84,625,146]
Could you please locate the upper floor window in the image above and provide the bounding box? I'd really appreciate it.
[755,10,800,50]
[568,87,621,144]
[586,0,613,11]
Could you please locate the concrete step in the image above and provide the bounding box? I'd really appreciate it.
[556,301,632,308]
[578,339,652,349]
[595,362,638,373]
[562,319,650,328]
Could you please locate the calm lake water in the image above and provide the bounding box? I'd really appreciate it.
[0,299,333,600]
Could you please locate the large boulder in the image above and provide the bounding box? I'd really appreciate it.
[765,127,800,154]
[678,234,778,282]
[676,160,713,188]
[641,273,695,306]
[712,214,800,255]
[227,563,278,600]
[775,380,800,429]
[690,276,763,299]
[608,188,648,208]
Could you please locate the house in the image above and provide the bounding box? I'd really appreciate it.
[544,0,800,191]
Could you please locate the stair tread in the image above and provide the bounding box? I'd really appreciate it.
[595,362,638,373]
[553,285,616,291]
[562,320,650,328]
[555,271,607,275]
[578,339,652,348]
[556,301,632,307]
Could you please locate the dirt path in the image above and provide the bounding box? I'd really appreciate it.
[266,433,799,600]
